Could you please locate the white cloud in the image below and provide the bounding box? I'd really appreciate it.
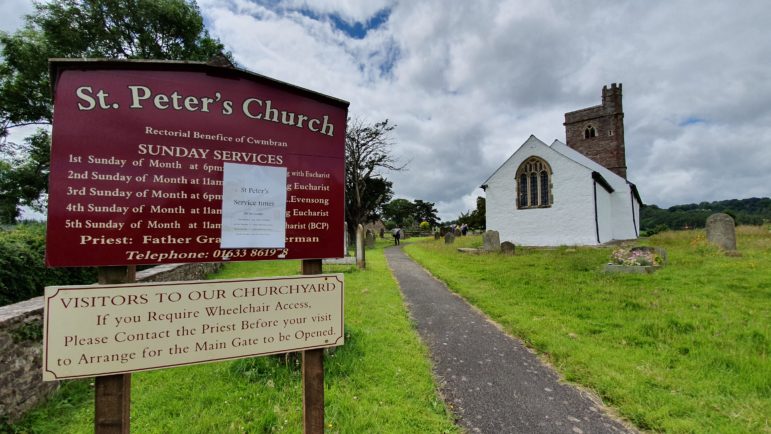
[3,0,770,220]
[195,0,771,218]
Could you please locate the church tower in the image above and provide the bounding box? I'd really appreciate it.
[563,83,627,178]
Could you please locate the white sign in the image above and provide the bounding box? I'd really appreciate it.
[43,275,344,380]
[221,162,287,248]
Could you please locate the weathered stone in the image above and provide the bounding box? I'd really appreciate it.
[706,213,737,251]
[500,241,516,255]
[344,222,349,256]
[565,83,627,178]
[483,230,501,252]
[434,232,441,240]
[444,232,455,244]
[356,224,366,269]
[136,262,222,282]
[629,246,668,265]
[365,230,375,248]
[322,257,356,265]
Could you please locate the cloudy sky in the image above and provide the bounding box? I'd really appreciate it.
[3,0,770,220]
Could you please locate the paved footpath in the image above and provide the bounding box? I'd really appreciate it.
[385,246,637,434]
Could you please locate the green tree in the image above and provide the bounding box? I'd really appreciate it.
[345,118,403,240]
[382,198,415,227]
[0,0,228,222]
[413,199,440,227]
[457,196,485,229]
[639,197,771,231]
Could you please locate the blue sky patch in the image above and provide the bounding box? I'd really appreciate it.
[329,8,390,39]
[679,117,706,126]
[278,5,390,39]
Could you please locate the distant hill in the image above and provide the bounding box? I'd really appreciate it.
[640,197,771,232]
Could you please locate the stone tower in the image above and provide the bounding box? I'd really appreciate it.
[563,83,626,178]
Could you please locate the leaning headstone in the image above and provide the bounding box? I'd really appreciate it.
[365,230,375,248]
[706,213,737,251]
[483,230,501,252]
[356,224,366,269]
[444,232,455,244]
[500,241,515,255]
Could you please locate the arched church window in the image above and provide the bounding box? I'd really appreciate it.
[584,125,596,138]
[515,157,552,209]
[540,170,549,205]
[518,174,528,208]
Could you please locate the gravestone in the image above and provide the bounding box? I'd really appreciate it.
[343,222,349,256]
[483,230,501,252]
[630,246,668,265]
[444,232,455,244]
[434,232,441,240]
[356,224,365,269]
[706,213,737,251]
[500,241,515,255]
[365,230,375,248]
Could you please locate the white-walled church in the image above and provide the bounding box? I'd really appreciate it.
[482,84,641,246]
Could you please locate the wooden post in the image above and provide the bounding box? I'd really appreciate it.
[95,266,135,434]
[301,259,324,434]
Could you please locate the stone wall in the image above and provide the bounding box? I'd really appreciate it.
[564,83,627,179]
[136,262,221,283]
[0,297,50,423]
[0,262,222,423]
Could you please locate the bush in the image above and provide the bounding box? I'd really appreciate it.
[0,223,97,306]
[419,221,430,231]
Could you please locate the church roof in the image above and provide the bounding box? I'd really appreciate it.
[480,136,642,204]
[550,140,642,204]
[480,135,550,188]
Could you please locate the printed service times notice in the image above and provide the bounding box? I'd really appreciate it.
[43,275,344,380]
[220,162,287,248]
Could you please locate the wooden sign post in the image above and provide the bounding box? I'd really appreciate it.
[95,266,135,434]
[44,59,349,433]
[302,259,324,434]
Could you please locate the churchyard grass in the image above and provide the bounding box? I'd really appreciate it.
[404,226,770,433]
[8,240,458,433]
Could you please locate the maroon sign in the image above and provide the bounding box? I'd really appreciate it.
[46,60,348,267]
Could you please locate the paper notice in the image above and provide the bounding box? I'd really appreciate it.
[221,163,287,248]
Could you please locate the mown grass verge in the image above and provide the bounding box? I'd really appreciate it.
[8,241,458,433]
[404,227,770,433]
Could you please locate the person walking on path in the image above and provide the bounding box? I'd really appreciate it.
[392,227,401,245]
[384,245,636,434]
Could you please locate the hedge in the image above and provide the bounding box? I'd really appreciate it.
[0,223,97,306]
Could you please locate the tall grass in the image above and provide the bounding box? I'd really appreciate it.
[404,227,770,433]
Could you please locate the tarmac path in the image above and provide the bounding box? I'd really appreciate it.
[385,245,637,434]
